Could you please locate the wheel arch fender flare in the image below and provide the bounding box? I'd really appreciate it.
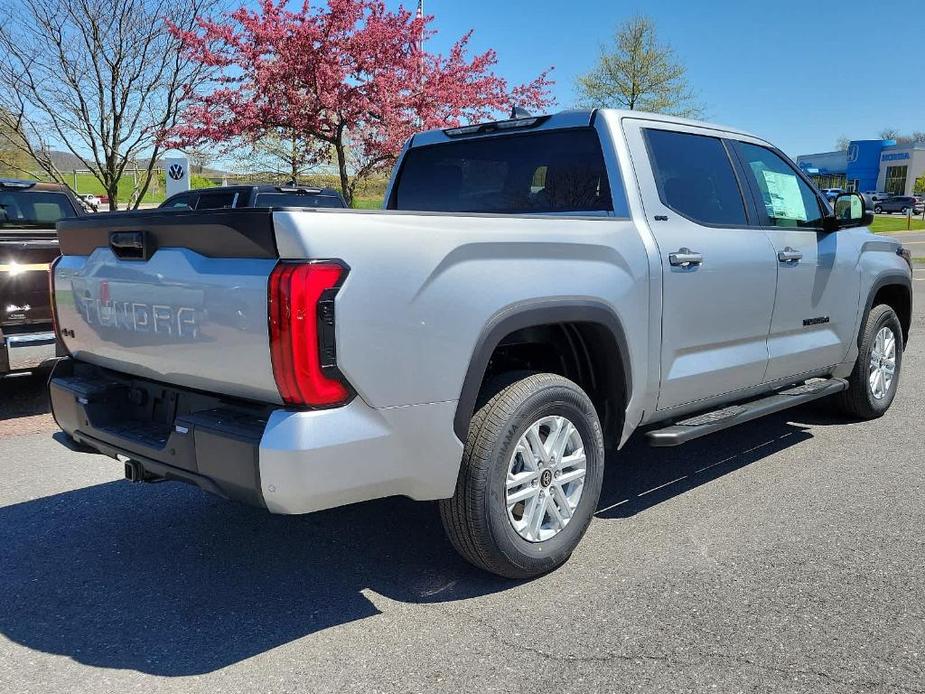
[452,298,633,441]
[860,271,912,347]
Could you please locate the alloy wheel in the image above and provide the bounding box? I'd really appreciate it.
[505,415,587,542]
[868,326,897,400]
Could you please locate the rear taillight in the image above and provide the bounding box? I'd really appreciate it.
[268,260,351,407]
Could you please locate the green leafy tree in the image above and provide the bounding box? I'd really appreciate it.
[575,15,702,117]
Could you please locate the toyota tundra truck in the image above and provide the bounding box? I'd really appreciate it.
[48,110,913,578]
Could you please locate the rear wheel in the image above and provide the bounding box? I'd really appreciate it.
[901,206,909,215]
[874,205,883,214]
[835,304,903,419]
[440,373,605,579]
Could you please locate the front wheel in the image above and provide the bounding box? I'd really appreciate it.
[835,304,903,419]
[440,373,605,579]
[874,205,883,214]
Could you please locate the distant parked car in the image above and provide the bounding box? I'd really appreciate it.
[873,196,924,215]
[863,191,892,203]
[159,184,347,210]
[821,187,843,201]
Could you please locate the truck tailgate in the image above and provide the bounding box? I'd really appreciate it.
[53,210,283,404]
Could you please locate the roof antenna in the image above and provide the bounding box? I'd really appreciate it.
[510,106,531,119]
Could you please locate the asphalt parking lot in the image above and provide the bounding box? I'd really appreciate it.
[1,275,923,694]
[890,229,925,257]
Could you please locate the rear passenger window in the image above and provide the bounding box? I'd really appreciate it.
[733,142,825,229]
[645,129,747,226]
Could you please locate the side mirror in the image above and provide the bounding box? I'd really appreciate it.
[825,192,873,231]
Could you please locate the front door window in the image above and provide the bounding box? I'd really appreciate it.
[733,142,826,229]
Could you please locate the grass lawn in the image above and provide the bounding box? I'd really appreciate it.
[351,196,383,209]
[870,215,925,233]
[67,171,214,205]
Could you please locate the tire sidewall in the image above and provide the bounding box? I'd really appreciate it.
[860,308,903,414]
[483,382,604,574]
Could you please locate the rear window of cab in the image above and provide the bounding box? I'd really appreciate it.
[389,128,613,215]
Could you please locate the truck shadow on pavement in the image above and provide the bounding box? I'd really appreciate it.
[595,404,845,519]
[0,404,841,676]
[0,370,51,420]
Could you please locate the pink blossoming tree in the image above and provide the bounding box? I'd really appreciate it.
[170,0,554,204]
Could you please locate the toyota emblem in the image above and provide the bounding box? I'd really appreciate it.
[168,164,185,181]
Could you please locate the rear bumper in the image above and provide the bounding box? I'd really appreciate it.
[1,330,57,373]
[49,358,271,507]
[49,358,464,513]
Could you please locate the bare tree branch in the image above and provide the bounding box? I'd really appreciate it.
[0,0,217,209]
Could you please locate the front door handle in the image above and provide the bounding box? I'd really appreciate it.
[778,247,803,263]
[668,248,704,267]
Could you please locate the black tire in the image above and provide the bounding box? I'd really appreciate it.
[835,304,903,419]
[874,205,882,214]
[439,373,605,579]
[901,207,909,215]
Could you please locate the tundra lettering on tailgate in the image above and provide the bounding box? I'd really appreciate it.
[77,293,199,339]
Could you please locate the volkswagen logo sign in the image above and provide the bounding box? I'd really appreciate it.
[168,163,185,181]
[847,143,859,163]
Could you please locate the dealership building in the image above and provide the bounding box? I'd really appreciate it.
[796,140,925,196]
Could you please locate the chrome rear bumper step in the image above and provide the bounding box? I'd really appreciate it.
[646,378,848,447]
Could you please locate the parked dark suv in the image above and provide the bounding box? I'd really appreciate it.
[160,185,347,210]
[874,195,924,215]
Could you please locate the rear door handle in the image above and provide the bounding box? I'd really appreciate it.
[777,247,803,263]
[668,248,703,267]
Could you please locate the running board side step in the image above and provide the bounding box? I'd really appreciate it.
[646,378,848,447]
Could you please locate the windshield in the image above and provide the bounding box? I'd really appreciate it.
[389,128,613,214]
[254,192,344,208]
[0,190,77,228]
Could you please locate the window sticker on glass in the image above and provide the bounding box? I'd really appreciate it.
[758,169,807,222]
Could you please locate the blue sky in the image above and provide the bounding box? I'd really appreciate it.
[411,0,924,156]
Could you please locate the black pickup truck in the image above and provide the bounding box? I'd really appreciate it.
[0,179,81,374]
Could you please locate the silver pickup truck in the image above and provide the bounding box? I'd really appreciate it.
[49,110,913,578]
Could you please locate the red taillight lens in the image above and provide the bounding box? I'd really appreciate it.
[268,261,351,407]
